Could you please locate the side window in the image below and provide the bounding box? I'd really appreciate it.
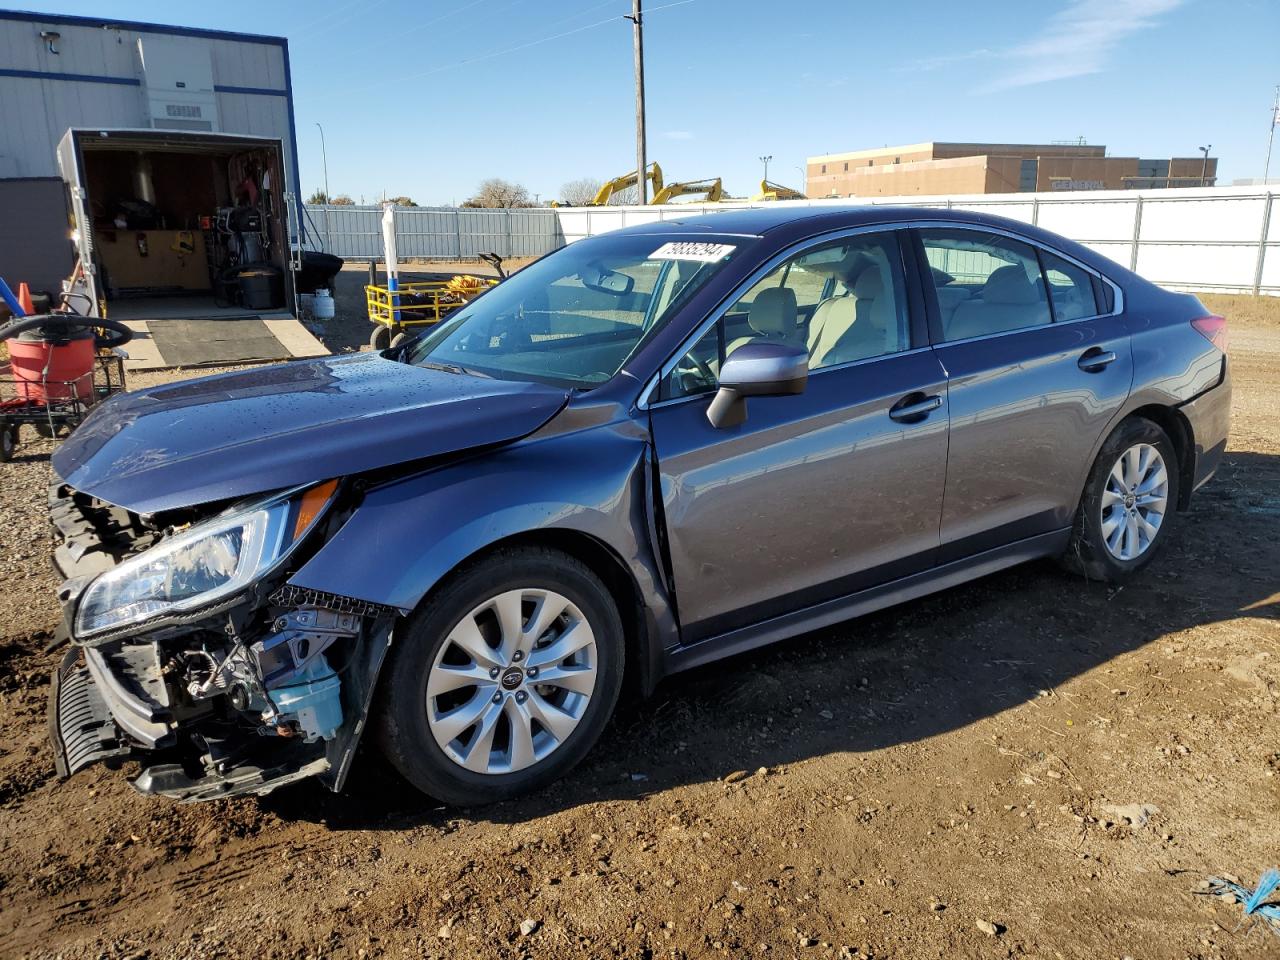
[1040,250,1099,321]
[661,233,911,400]
[920,230,1051,341]
[660,320,722,400]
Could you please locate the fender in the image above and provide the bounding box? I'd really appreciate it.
[1070,288,1228,510]
[286,399,678,680]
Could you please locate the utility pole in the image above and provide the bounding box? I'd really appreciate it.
[626,0,647,204]
[1266,85,1279,182]
[759,155,772,183]
[1199,144,1212,187]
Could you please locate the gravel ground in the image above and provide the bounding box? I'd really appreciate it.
[0,294,1275,959]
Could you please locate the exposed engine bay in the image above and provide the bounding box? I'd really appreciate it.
[48,481,397,800]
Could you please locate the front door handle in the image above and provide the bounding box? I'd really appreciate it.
[1078,348,1117,372]
[888,393,942,423]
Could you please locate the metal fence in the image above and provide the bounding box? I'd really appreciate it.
[303,204,563,260]
[307,185,1279,296]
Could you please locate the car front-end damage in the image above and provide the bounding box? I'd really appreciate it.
[47,479,400,801]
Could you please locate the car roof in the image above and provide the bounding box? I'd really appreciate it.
[611,203,962,238]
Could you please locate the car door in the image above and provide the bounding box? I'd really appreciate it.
[914,227,1132,561]
[646,230,949,644]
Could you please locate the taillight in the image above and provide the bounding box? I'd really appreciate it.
[1191,314,1228,354]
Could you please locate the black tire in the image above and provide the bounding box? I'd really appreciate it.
[369,325,392,351]
[374,545,625,805]
[0,425,14,462]
[389,331,410,350]
[1063,416,1180,582]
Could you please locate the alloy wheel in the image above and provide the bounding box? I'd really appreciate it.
[1100,442,1169,561]
[425,588,598,775]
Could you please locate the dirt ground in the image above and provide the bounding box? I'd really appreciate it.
[0,293,1276,959]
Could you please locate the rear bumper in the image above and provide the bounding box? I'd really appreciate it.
[1180,358,1232,494]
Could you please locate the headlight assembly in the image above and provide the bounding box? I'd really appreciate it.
[74,480,338,639]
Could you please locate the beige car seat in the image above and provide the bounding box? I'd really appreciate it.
[726,286,799,358]
[808,265,898,367]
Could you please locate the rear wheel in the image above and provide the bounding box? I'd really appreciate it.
[374,546,624,805]
[369,325,391,351]
[0,425,14,462]
[1064,417,1179,581]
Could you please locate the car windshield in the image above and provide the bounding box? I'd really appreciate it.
[406,234,748,387]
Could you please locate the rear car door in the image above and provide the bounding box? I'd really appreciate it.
[915,227,1132,560]
[647,230,949,643]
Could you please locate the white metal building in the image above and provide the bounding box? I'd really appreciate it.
[0,10,304,309]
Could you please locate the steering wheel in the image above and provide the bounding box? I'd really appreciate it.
[673,353,717,393]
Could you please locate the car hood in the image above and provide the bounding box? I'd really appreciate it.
[53,353,570,514]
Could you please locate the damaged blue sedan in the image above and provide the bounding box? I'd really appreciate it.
[48,207,1230,804]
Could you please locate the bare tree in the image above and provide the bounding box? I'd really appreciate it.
[559,177,603,206]
[463,178,533,208]
[330,194,355,206]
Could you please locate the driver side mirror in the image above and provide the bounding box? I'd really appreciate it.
[707,340,808,429]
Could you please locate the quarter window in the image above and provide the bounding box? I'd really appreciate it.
[1040,250,1099,321]
[661,233,910,400]
[920,230,1051,341]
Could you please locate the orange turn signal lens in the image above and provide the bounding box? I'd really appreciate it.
[292,479,338,541]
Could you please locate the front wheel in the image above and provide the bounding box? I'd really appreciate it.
[1063,417,1180,582]
[374,546,624,805]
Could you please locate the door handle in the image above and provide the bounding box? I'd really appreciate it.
[1078,348,1117,372]
[888,393,942,423]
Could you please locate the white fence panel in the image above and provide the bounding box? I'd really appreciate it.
[1139,195,1266,242]
[1036,198,1138,242]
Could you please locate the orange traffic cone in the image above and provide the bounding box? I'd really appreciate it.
[16,282,34,316]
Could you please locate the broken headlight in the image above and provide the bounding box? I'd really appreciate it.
[75,481,338,639]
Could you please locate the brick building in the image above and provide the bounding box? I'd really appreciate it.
[806,142,1217,197]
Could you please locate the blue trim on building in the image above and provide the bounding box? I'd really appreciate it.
[0,9,287,46]
[214,83,288,97]
[0,67,140,86]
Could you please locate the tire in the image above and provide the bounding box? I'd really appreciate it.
[0,425,14,462]
[374,545,625,805]
[369,325,391,351]
[389,332,410,349]
[1063,416,1180,582]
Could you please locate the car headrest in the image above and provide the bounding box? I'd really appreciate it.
[748,286,798,337]
[853,266,884,299]
[983,264,1040,304]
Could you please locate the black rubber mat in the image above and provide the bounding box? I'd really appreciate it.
[147,317,291,366]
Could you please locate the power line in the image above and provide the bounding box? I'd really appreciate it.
[350,0,698,92]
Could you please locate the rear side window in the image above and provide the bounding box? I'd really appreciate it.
[1040,250,1099,321]
[920,230,1050,341]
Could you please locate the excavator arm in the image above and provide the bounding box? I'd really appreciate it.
[650,177,724,205]
[587,162,664,205]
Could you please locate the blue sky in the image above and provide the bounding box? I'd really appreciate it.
[14,0,1280,204]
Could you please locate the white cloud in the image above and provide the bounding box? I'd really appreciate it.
[904,0,1183,93]
[662,130,694,140]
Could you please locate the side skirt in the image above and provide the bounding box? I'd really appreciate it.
[664,528,1071,675]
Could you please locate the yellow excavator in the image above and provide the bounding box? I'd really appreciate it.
[651,177,725,204]
[577,162,665,206]
[753,179,807,201]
